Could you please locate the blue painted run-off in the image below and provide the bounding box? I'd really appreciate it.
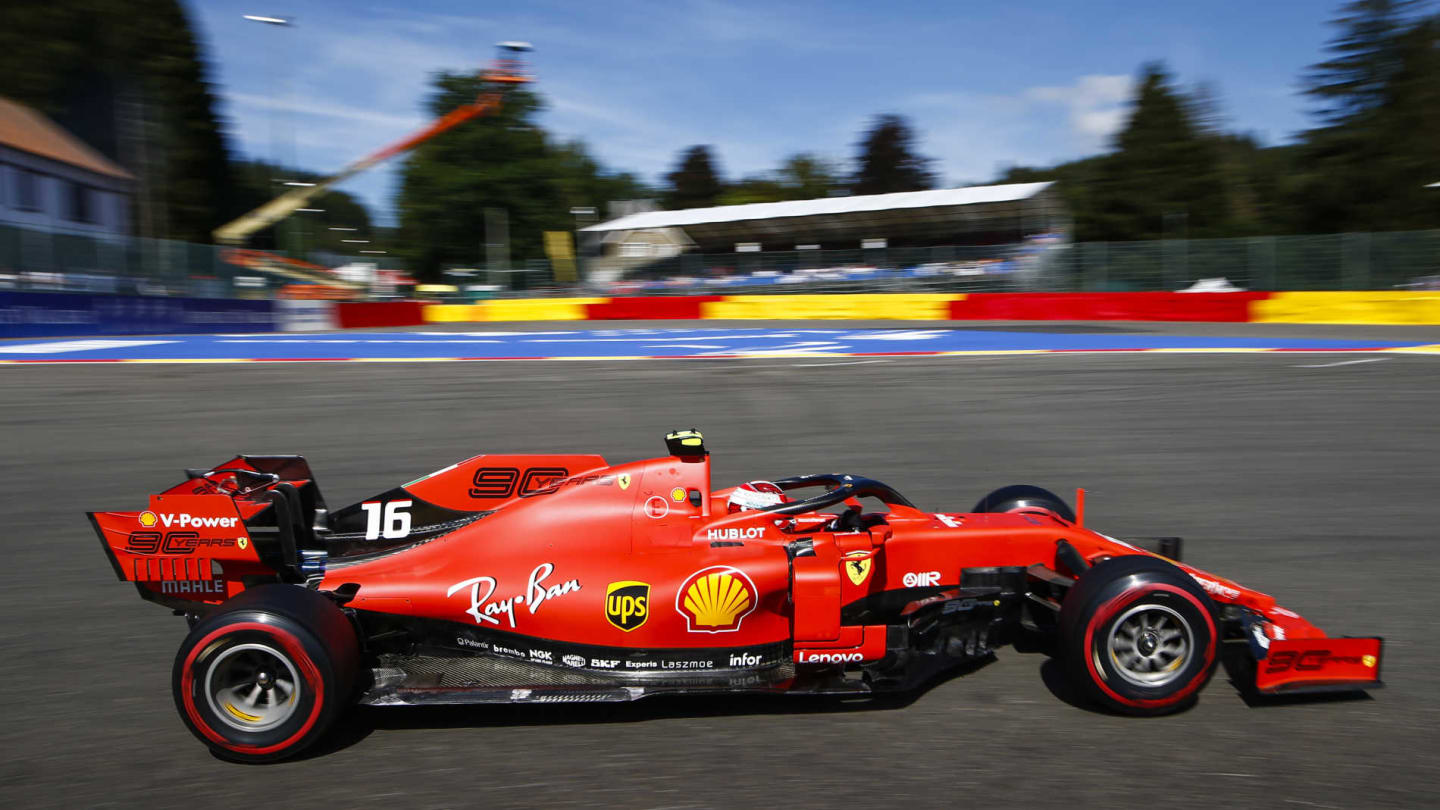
[0,328,1426,361]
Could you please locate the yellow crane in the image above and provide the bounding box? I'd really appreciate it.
[213,42,532,245]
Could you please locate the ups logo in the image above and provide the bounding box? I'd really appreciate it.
[605,581,649,631]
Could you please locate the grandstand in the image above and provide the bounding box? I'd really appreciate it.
[580,181,1068,289]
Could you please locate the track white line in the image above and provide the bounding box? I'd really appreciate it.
[1292,358,1391,368]
[789,359,892,367]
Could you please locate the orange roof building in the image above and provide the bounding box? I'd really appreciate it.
[0,96,134,237]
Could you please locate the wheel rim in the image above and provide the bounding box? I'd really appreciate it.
[203,642,302,733]
[1104,603,1193,688]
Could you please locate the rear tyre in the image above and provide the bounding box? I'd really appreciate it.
[172,585,358,763]
[973,484,1076,522]
[1057,555,1218,716]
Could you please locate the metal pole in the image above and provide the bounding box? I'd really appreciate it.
[1180,212,1189,287]
[569,206,596,283]
[484,207,509,287]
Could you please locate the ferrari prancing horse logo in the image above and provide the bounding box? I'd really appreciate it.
[618,474,631,490]
[844,553,873,586]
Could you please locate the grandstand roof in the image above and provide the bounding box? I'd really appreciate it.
[583,182,1055,233]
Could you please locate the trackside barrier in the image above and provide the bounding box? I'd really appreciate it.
[9,291,1436,340]
[422,298,603,323]
[426,296,607,321]
[0,291,275,339]
[422,304,477,323]
[480,298,604,321]
[1251,292,1440,325]
[412,291,1440,325]
[275,300,338,332]
[950,292,1268,322]
[699,293,960,320]
[335,301,425,329]
[586,296,722,320]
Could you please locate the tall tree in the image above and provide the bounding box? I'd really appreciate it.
[716,176,787,206]
[664,146,724,209]
[1303,0,1423,128]
[1084,63,1231,241]
[0,0,235,242]
[715,153,843,206]
[550,139,653,211]
[993,7,1440,242]
[851,114,935,195]
[777,153,841,199]
[1296,0,1439,231]
[397,75,640,280]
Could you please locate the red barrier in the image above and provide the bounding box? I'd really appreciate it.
[585,295,723,320]
[950,292,1270,322]
[336,301,425,329]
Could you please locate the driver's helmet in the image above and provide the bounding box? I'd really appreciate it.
[727,480,788,513]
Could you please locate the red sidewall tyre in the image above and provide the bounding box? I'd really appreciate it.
[172,586,357,763]
[972,485,1076,523]
[1059,555,1219,716]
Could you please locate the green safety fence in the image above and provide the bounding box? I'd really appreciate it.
[3,222,1437,298]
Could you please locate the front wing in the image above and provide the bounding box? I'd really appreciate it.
[1252,637,1384,695]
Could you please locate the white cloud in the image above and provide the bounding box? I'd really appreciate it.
[228,93,423,131]
[1025,74,1133,144]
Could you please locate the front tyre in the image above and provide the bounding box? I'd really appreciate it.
[972,485,1076,522]
[172,586,357,762]
[1057,555,1218,716]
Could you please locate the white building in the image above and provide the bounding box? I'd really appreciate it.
[0,96,133,236]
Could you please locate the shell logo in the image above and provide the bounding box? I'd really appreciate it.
[676,566,757,633]
[1362,655,1376,668]
[138,511,158,528]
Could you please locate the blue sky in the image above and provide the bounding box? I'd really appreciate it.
[190,0,1338,224]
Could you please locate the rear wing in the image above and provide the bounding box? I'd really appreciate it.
[91,453,612,613]
[90,455,330,612]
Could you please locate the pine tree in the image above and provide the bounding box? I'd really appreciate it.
[851,115,934,195]
[1304,0,1422,129]
[664,146,724,209]
[1364,15,1440,229]
[1297,0,1435,232]
[1086,63,1230,241]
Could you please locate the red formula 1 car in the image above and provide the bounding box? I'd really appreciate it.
[90,430,1382,762]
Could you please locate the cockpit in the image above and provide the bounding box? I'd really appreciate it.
[752,473,919,533]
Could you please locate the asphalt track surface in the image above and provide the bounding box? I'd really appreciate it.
[2,320,1438,809]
